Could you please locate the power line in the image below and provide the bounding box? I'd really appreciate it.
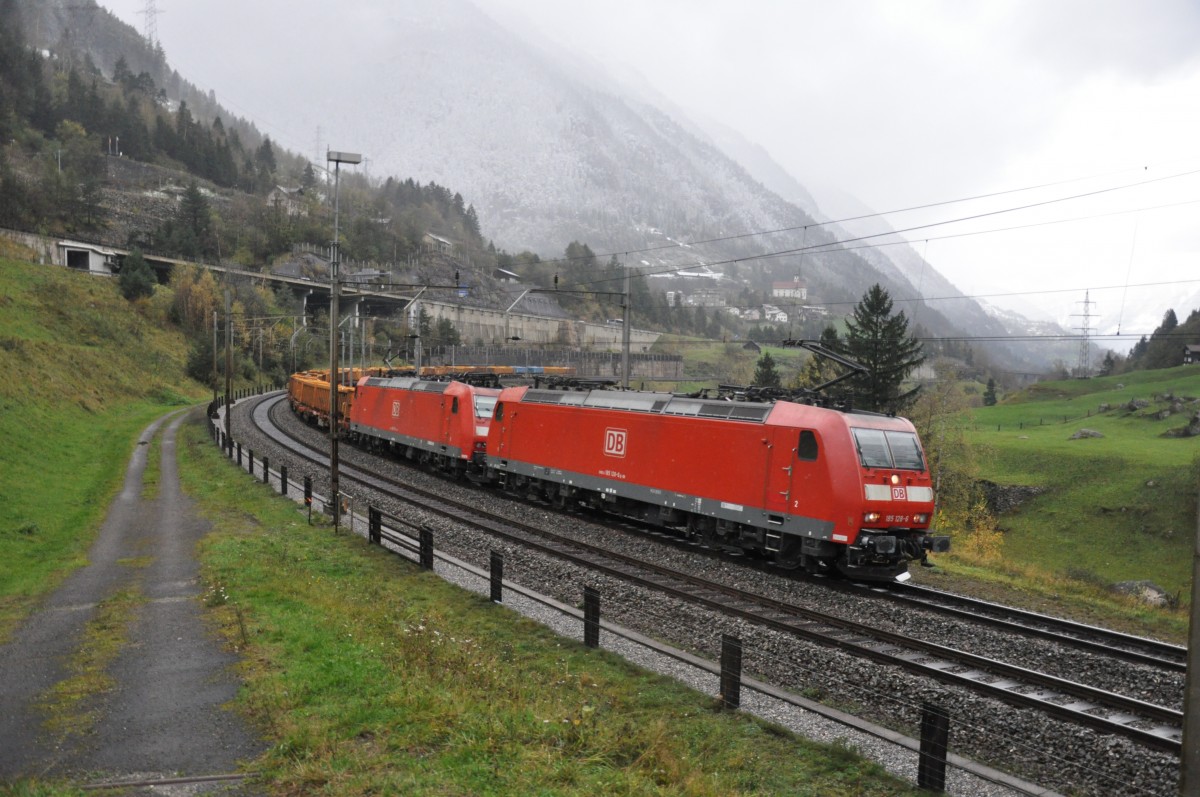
[795,196,1200,259]
[514,163,1195,272]
[569,166,1200,290]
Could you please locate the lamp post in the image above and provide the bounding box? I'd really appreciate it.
[621,258,631,389]
[327,149,361,529]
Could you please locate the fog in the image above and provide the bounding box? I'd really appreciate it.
[100,0,1200,336]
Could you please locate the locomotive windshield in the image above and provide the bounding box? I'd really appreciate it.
[851,428,925,471]
[474,395,498,419]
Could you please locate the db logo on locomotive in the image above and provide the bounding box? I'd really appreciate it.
[604,428,628,458]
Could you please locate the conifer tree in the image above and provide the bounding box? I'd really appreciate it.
[842,284,925,413]
[753,351,782,388]
[983,378,997,406]
[118,249,156,300]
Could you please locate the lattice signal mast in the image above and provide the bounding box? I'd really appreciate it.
[1072,291,1096,378]
[139,0,161,48]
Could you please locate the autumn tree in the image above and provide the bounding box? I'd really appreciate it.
[169,264,219,333]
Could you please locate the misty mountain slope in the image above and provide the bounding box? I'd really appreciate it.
[355,2,816,257]
[302,1,973,340]
[29,0,1009,353]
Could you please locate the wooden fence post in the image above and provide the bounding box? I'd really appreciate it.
[368,507,381,545]
[918,703,950,791]
[419,526,434,570]
[583,586,600,648]
[720,634,742,709]
[490,552,503,603]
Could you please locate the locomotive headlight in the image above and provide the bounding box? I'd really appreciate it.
[864,512,881,523]
[890,474,900,485]
[913,513,929,524]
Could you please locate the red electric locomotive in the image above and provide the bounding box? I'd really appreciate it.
[349,376,500,474]
[485,386,947,580]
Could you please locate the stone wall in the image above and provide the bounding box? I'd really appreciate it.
[422,344,683,380]
[414,298,660,350]
[0,228,58,265]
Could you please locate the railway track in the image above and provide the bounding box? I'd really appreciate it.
[874,581,1187,672]
[248,392,1184,755]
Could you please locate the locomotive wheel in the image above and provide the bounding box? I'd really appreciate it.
[547,483,569,509]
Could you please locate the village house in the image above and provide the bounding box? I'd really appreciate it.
[266,185,308,217]
[771,276,808,301]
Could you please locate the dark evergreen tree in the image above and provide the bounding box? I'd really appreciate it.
[155,180,215,259]
[464,204,480,238]
[841,284,925,413]
[753,351,782,388]
[1139,308,1185,370]
[433,317,461,346]
[564,240,596,282]
[300,163,317,192]
[1129,335,1149,363]
[118,249,156,300]
[1099,350,1118,377]
[983,378,997,406]
[255,136,277,174]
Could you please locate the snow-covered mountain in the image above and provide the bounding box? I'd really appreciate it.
[251,0,984,336]
[37,0,1076,368]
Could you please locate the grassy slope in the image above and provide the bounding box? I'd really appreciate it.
[179,420,920,796]
[964,369,1200,608]
[0,255,204,640]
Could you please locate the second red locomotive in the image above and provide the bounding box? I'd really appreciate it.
[348,376,500,475]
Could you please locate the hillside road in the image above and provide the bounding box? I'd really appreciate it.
[0,409,264,794]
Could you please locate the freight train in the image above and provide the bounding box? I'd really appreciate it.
[286,369,948,581]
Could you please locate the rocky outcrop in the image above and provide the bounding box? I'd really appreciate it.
[1162,411,1200,438]
[977,480,1045,515]
[1111,580,1175,609]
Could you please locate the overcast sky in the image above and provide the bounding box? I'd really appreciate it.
[99,0,1200,336]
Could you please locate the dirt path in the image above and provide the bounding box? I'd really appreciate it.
[0,410,264,794]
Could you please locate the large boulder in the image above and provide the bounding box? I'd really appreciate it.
[1163,412,1200,438]
[1111,580,1174,609]
[1070,428,1104,439]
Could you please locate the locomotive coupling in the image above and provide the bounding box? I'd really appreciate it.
[925,535,951,553]
[859,531,950,556]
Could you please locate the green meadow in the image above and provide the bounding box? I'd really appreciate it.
[960,368,1200,622]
